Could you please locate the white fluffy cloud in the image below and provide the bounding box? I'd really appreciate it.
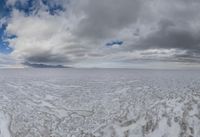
[7,8,81,64]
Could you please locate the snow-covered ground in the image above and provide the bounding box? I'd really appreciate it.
[0,68,200,137]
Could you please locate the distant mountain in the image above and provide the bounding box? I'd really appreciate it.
[23,62,70,68]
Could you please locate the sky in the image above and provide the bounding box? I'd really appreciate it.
[0,0,200,68]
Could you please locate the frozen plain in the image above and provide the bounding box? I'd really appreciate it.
[0,68,200,137]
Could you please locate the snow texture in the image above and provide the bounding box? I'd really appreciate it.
[0,68,199,137]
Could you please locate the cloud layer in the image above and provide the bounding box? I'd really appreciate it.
[1,0,200,68]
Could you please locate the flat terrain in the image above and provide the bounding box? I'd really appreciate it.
[0,68,200,137]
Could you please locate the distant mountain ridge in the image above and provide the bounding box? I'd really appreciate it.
[23,62,70,68]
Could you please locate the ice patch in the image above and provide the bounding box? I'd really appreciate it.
[0,111,11,137]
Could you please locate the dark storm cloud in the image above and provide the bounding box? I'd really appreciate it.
[26,55,67,63]
[137,20,200,51]
[25,51,70,64]
[74,0,142,40]
[72,0,200,64]
[23,44,90,64]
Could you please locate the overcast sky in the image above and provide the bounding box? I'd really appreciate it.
[0,0,200,68]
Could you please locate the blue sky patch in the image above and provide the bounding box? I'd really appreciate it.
[106,40,124,47]
[14,0,38,16]
[0,24,14,54]
[42,0,65,15]
[0,0,11,18]
[0,0,65,54]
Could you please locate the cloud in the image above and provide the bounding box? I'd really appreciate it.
[6,8,78,64]
[74,0,142,40]
[1,0,200,67]
[135,19,200,51]
[0,53,18,68]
